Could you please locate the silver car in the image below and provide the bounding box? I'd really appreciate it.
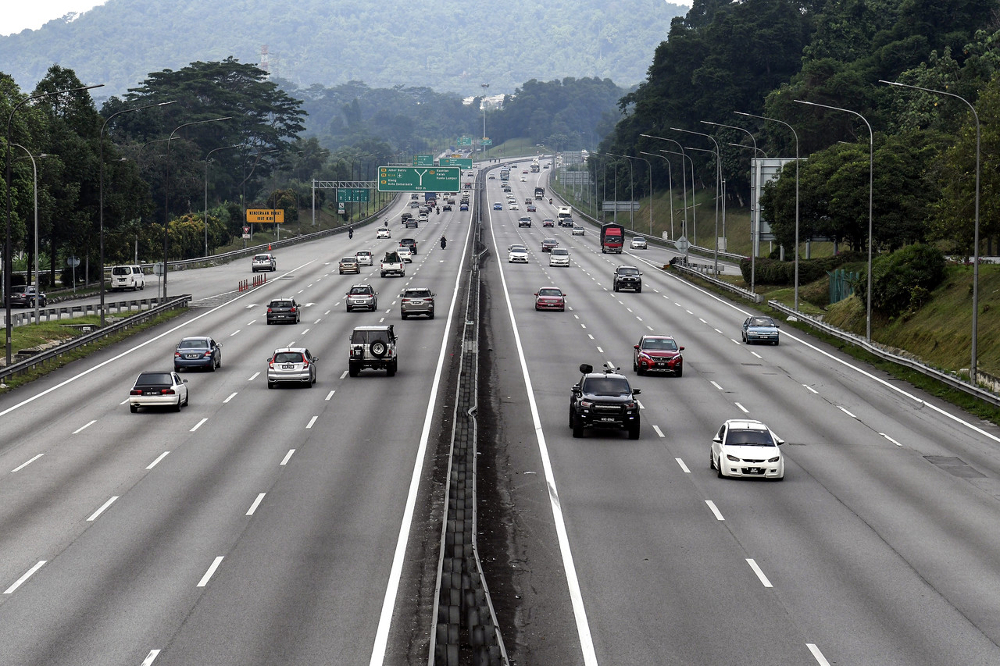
[400,288,435,319]
[549,247,570,267]
[266,348,318,388]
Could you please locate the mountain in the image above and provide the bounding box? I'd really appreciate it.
[0,0,688,99]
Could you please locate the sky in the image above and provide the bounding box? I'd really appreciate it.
[0,1,109,37]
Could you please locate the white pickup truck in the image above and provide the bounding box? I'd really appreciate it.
[380,251,406,278]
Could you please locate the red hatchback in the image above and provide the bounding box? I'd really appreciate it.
[633,335,684,376]
[534,287,566,311]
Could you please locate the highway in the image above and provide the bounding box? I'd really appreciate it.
[479,161,1000,665]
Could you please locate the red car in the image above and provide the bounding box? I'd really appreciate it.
[633,335,684,376]
[527,204,537,212]
[534,287,566,311]
[542,218,554,227]
[541,238,559,252]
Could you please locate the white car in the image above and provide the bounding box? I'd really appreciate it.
[572,225,585,236]
[711,419,785,480]
[630,237,648,249]
[520,176,527,182]
[549,247,570,267]
[356,250,373,266]
[508,245,528,263]
[397,246,413,263]
[376,227,391,239]
[252,253,276,272]
[129,371,188,412]
[509,203,519,210]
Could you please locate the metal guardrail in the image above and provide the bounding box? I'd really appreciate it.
[671,262,763,303]
[767,300,1000,408]
[0,295,191,383]
[4,295,172,328]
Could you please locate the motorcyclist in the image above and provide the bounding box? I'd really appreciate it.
[436,206,440,214]
[348,225,354,239]
[440,235,447,249]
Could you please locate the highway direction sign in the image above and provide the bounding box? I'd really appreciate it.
[412,154,433,167]
[440,158,473,169]
[458,136,472,146]
[246,208,285,223]
[378,166,460,192]
[337,188,370,203]
[481,138,492,146]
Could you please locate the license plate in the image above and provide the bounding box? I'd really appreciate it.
[144,390,159,395]
[746,467,763,474]
[282,364,295,369]
[600,417,618,422]
[186,354,199,359]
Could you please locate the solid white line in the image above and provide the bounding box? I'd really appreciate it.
[246,493,266,516]
[675,458,691,473]
[248,371,260,381]
[705,500,725,521]
[280,449,295,466]
[735,402,749,414]
[325,390,335,401]
[806,643,831,665]
[196,556,224,587]
[12,453,43,472]
[803,384,819,394]
[636,399,644,410]
[73,419,97,434]
[146,451,169,470]
[87,496,119,521]
[710,381,724,391]
[141,649,161,666]
[881,432,902,446]
[838,406,857,418]
[370,192,474,666]
[190,418,208,432]
[747,558,773,587]
[481,204,599,666]
[340,370,349,380]
[306,415,318,429]
[652,425,664,438]
[4,560,46,594]
[223,392,238,403]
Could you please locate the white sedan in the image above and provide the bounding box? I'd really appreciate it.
[376,227,391,239]
[549,247,570,267]
[508,245,529,263]
[711,419,785,480]
[129,371,188,412]
[630,237,648,249]
[509,202,520,210]
[397,246,413,263]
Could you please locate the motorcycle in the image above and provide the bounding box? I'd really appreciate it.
[348,228,353,239]
[436,207,440,214]
[440,237,447,249]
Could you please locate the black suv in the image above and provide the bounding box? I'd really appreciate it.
[613,266,642,292]
[569,363,641,439]
[399,238,418,254]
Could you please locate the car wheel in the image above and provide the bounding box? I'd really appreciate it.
[572,413,584,438]
[217,357,222,369]
[636,286,642,293]
[774,473,785,482]
[675,366,683,378]
[717,454,725,478]
[569,406,574,428]
[710,449,715,470]
[637,365,646,376]
[628,422,640,440]
[174,366,181,373]
[210,360,216,372]
[387,360,397,377]
[633,359,638,371]
[174,399,182,412]
[267,381,275,389]
[183,393,189,407]
[348,363,359,377]
[129,404,138,413]
[774,340,779,346]
[401,313,408,320]
[429,313,434,319]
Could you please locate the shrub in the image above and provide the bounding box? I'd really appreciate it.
[739,251,866,286]
[866,244,945,316]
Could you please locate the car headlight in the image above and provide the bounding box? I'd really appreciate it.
[726,454,741,462]
[768,456,781,463]
[579,400,593,408]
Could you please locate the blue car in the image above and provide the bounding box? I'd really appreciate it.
[460,203,469,211]
[493,202,503,210]
[174,336,223,371]
[741,316,780,345]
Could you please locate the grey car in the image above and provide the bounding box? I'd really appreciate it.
[173,336,222,372]
[400,288,435,319]
[742,316,780,345]
[266,347,318,388]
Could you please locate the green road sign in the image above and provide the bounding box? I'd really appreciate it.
[378,166,461,192]
[458,136,472,146]
[412,154,434,167]
[337,187,370,203]
[440,157,473,168]
[481,138,492,146]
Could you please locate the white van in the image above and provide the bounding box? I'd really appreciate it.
[110,265,145,291]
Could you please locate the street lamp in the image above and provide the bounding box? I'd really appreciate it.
[239,148,279,248]
[481,83,489,156]
[794,100,873,341]
[671,127,722,275]
[606,153,636,229]
[162,117,231,300]
[5,82,103,366]
[13,144,47,325]
[99,100,175,326]
[729,143,767,158]
[641,134,689,240]
[880,79,982,383]
[736,111,800,308]
[640,151,673,239]
[204,144,241,258]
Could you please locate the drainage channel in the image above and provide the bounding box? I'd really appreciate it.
[429,175,509,666]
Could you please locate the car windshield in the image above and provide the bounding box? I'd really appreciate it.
[112,267,130,275]
[274,352,304,364]
[552,249,568,255]
[618,268,639,275]
[342,257,357,263]
[270,301,293,308]
[727,429,775,446]
[178,339,208,349]
[254,255,270,261]
[510,247,526,253]
[544,239,557,244]
[349,287,371,295]
[538,288,562,297]
[136,372,172,385]
[642,338,677,351]
[749,317,775,327]
[582,377,631,396]
[357,251,371,256]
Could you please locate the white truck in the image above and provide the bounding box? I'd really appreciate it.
[557,206,573,224]
[380,250,406,278]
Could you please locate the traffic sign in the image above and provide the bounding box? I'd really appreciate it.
[481,138,492,146]
[152,262,165,276]
[66,256,80,268]
[242,226,251,239]
[412,154,434,167]
[337,188,370,203]
[439,158,473,169]
[246,208,285,224]
[377,166,461,192]
[458,136,472,147]
[675,235,691,255]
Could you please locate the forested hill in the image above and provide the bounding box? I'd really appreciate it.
[0,0,687,99]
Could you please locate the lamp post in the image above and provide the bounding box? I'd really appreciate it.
[880,79,981,383]
[640,151,673,239]
[12,144,46,324]
[736,111,800,309]
[239,148,279,248]
[729,143,767,158]
[99,100,175,326]
[795,100,873,340]
[641,134,688,240]
[204,144,241,258]
[606,153,637,229]
[671,127,722,275]
[5,82,103,366]
[162,117,231,300]
[481,83,489,156]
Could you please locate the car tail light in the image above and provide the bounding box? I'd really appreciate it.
[290,307,296,313]
[130,389,142,395]
[267,307,273,313]
[161,389,175,395]
[174,351,181,358]
[204,351,213,357]
[268,360,274,368]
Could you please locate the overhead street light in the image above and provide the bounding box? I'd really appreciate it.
[641,134,689,238]
[639,151,673,239]
[204,144,242,258]
[12,144,48,325]
[670,127,721,275]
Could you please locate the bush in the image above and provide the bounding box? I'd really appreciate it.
[739,251,865,286]
[867,244,945,316]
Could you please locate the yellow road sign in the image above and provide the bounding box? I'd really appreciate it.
[246,208,285,223]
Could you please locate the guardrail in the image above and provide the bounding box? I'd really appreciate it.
[3,295,174,328]
[670,261,763,303]
[767,300,1000,408]
[0,295,191,383]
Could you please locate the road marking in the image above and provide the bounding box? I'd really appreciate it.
[806,643,831,666]
[340,370,349,379]
[626,307,632,313]
[12,454,43,473]
[587,334,594,340]
[747,559,773,587]
[141,650,161,666]
[803,384,819,394]
[880,432,902,446]
[652,425,664,438]
[750,351,762,358]
[324,310,331,315]
[247,321,255,326]
[597,346,604,353]
[146,452,169,470]
[574,314,580,319]
[230,329,240,337]
[246,493,266,516]
[4,561,46,594]
[581,324,587,329]
[296,289,303,294]
[245,304,256,309]
[705,500,725,521]
[714,328,723,334]
[302,328,310,335]
[223,392,238,404]
[190,418,208,432]
[287,341,295,347]
[699,317,707,323]
[197,556,224,587]
[838,406,857,418]
[87,496,119,521]
[731,338,741,344]
[325,390,336,401]
[647,325,654,331]
[675,458,691,473]
[280,449,295,466]
[315,318,322,324]
[120,397,129,405]
[636,399,644,410]
[735,402,749,414]
[73,419,97,434]
[306,416,318,429]
[686,309,693,314]
[248,372,260,381]
[710,381,724,391]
